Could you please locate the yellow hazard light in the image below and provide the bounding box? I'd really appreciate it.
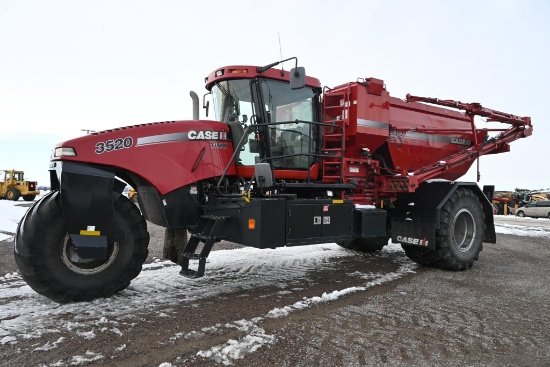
[229,68,248,74]
[248,218,256,230]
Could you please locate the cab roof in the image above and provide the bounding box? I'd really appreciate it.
[205,65,321,91]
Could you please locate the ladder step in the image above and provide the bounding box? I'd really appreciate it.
[181,253,201,259]
[179,215,229,278]
[179,259,206,278]
[190,233,209,241]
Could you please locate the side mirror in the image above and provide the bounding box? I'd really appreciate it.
[290,67,306,90]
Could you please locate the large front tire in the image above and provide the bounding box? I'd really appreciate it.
[14,191,149,303]
[402,188,484,270]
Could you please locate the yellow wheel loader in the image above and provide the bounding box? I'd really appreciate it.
[0,169,40,201]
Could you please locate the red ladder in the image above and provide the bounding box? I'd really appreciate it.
[321,84,351,183]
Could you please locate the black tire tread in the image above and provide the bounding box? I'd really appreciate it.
[433,189,484,270]
[14,191,149,303]
[401,188,484,271]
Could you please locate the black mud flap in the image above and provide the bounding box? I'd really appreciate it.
[390,181,496,248]
[59,162,115,259]
[391,220,436,250]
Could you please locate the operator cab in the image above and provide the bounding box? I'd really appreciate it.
[205,62,323,181]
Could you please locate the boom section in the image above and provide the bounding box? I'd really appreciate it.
[401,94,532,185]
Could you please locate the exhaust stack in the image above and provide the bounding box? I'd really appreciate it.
[190,91,199,120]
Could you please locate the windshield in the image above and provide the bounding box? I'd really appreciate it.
[211,79,253,124]
[211,78,317,168]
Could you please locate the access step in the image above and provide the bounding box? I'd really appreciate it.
[179,215,229,278]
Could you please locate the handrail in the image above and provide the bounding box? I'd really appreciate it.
[215,119,346,196]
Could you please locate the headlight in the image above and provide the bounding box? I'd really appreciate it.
[54,147,77,157]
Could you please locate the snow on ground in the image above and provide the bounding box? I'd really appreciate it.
[0,244,368,338]
[493,214,550,238]
[0,242,414,366]
[0,200,29,241]
[1,199,550,365]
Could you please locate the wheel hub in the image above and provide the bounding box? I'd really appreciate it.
[453,208,476,253]
[61,234,119,275]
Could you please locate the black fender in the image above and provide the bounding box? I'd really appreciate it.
[51,161,117,259]
[390,181,496,249]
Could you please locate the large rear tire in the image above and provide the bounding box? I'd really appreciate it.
[14,191,149,303]
[338,236,388,253]
[402,188,484,270]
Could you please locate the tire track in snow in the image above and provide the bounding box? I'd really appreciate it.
[0,243,353,340]
[192,253,417,365]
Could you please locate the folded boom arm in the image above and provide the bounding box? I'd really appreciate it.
[380,95,532,193]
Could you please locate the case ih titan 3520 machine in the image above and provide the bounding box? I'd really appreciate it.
[15,57,532,302]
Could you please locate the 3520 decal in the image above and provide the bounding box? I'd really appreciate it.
[95,137,133,154]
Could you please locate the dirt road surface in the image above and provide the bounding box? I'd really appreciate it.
[1,218,549,366]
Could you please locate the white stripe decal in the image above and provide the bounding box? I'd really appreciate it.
[136,132,189,147]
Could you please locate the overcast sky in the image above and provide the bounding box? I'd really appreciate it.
[0,0,548,190]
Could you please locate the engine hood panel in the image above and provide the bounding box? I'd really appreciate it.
[52,120,235,194]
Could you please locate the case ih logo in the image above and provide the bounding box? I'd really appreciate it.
[188,130,228,140]
[396,236,429,246]
[450,137,472,146]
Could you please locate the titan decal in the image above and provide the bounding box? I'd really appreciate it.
[210,142,228,149]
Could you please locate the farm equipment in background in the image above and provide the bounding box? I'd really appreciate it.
[14,57,532,302]
[490,188,549,215]
[515,189,549,203]
[0,169,40,201]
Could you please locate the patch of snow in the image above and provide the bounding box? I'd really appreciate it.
[76,330,96,339]
[34,337,65,351]
[0,200,29,234]
[1,335,17,345]
[69,350,104,365]
[116,344,126,351]
[196,323,275,366]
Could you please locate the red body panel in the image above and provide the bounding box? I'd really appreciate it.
[55,120,235,195]
[324,81,486,181]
